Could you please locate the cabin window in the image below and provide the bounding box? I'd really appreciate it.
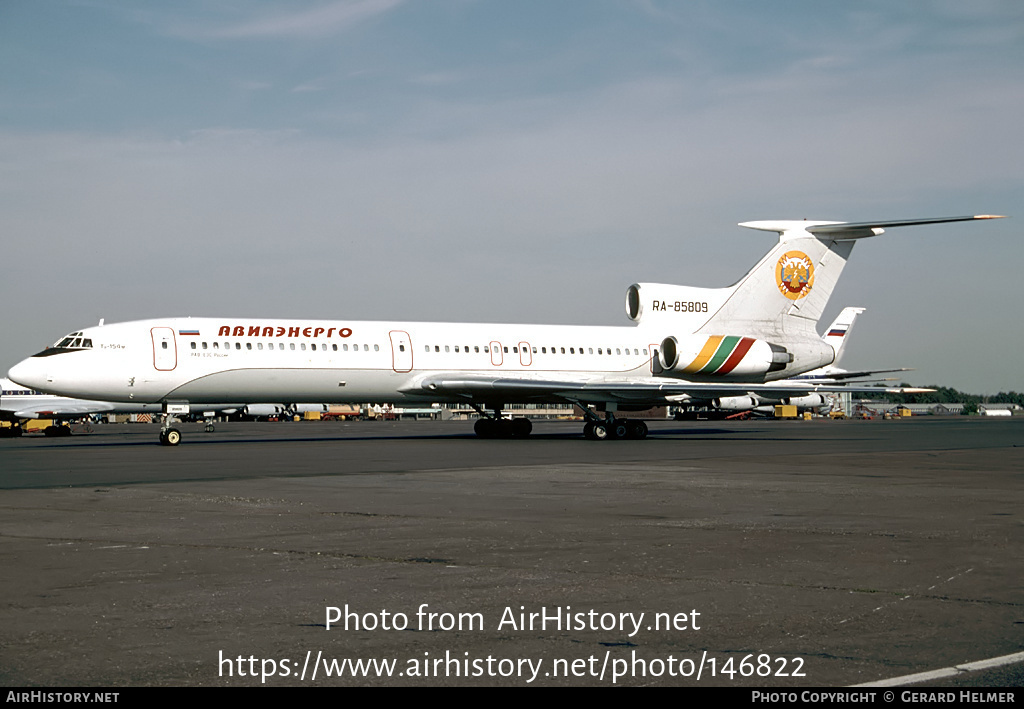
[257,343,263,350]
[399,345,405,352]
[332,344,338,351]
[445,346,450,353]
[424,346,430,352]
[213,342,220,349]
[374,344,379,351]
[435,346,440,352]
[235,343,241,350]
[290,343,295,350]
[202,342,208,350]
[190,342,196,350]
[301,344,306,351]
[162,342,168,349]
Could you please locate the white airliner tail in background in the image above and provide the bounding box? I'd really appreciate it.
[685,306,917,415]
[822,307,865,366]
[7,214,1003,444]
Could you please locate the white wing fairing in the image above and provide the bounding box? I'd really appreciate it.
[7,214,1002,444]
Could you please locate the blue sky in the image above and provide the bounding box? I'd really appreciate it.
[2,1,1021,393]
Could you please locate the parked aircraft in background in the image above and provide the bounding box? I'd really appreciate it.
[0,377,336,436]
[0,377,167,436]
[8,215,1001,445]
[695,306,912,415]
[1,376,251,437]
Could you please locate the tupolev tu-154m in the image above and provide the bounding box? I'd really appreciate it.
[8,215,1002,445]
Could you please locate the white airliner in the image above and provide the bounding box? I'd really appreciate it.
[8,215,1002,445]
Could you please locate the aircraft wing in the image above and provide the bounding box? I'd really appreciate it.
[399,373,926,404]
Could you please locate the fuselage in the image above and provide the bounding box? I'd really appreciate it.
[7,316,826,407]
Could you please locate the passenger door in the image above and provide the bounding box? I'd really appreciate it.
[151,327,177,371]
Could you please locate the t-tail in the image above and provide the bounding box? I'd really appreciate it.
[632,215,1004,382]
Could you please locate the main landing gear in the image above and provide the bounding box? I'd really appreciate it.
[582,418,648,440]
[578,404,648,441]
[470,404,533,439]
[468,403,648,441]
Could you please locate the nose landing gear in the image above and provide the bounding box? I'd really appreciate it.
[159,426,182,446]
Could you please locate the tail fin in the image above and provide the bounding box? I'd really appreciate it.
[627,215,1003,340]
[699,215,1003,340]
[821,307,865,366]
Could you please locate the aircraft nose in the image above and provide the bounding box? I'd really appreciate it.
[7,357,49,390]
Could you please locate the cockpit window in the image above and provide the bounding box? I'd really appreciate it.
[53,332,91,349]
[33,331,94,357]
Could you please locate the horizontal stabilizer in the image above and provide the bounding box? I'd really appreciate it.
[807,215,1005,236]
[741,215,1005,241]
